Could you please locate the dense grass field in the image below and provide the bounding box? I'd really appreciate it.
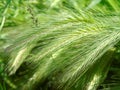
[0,0,120,90]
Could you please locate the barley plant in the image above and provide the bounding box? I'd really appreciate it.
[0,0,120,90]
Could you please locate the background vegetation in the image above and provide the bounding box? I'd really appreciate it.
[0,0,120,90]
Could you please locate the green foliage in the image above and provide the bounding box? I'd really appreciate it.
[0,0,120,90]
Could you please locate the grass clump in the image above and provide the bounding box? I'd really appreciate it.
[0,0,120,90]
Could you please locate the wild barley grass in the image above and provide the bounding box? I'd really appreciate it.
[0,0,120,90]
